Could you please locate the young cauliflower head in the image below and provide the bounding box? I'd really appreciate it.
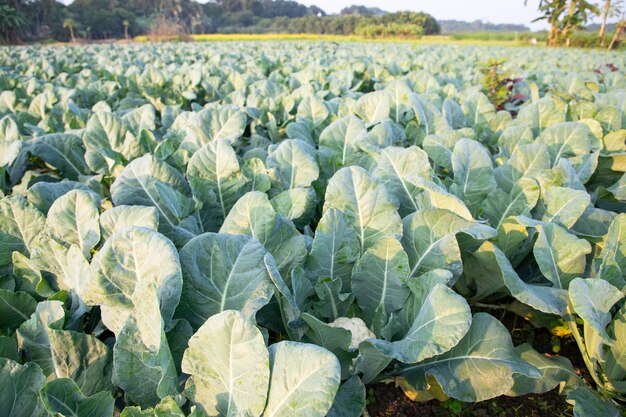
[328,317,375,350]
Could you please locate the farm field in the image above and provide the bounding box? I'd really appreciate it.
[0,41,625,417]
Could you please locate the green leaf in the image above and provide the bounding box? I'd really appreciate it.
[541,186,590,229]
[323,166,402,255]
[537,122,599,166]
[371,146,433,216]
[0,358,47,417]
[305,208,360,289]
[45,189,100,257]
[398,313,540,402]
[326,376,366,417]
[182,310,269,417]
[605,304,626,381]
[569,278,623,344]
[507,344,580,396]
[175,233,273,330]
[483,178,540,230]
[30,134,88,180]
[16,300,65,375]
[40,377,115,417]
[533,223,592,290]
[355,91,390,126]
[186,139,247,222]
[264,341,341,417]
[266,139,319,190]
[370,282,471,364]
[351,237,410,325]
[220,191,306,276]
[450,138,496,210]
[48,329,113,396]
[99,205,159,241]
[111,155,198,245]
[566,387,621,417]
[84,227,182,347]
[401,209,495,280]
[0,289,37,334]
[0,196,45,269]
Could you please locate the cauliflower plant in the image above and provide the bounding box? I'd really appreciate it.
[328,317,375,350]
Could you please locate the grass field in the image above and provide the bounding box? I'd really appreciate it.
[133,33,528,47]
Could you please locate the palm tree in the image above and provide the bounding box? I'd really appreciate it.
[63,18,76,42]
[600,0,612,40]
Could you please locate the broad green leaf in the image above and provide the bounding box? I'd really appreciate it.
[541,186,590,229]
[566,387,621,417]
[370,283,471,364]
[537,122,599,166]
[84,227,182,347]
[326,376,366,417]
[16,300,65,375]
[0,289,37,334]
[111,154,198,245]
[401,209,495,280]
[305,208,360,289]
[48,329,113,396]
[318,115,368,174]
[45,189,101,257]
[569,278,623,344]
[595,213,626,287]
[186,140,247,222]
[605,304,626,381]
[270,187,317,226]
[0,196,45,269]
[220,191,307,276]
[323,166,402,254]
[462,241,568,315]
[495,143,551,193]
[40,377,115,417]
[355,91,390,126]
[483,178,540,230]
[0,358,47,417]
[172,107,246,152]
[30,134,88,180]
[175,233,273,330]
[99,205,159,241]
[371,146,433,216]
[113,293,179,408]
[297,96,330,128]
[266,139,319,190]
[27,181,98,214]
[450,138,496,210]
[182,310,269,417]
[533,223,592,290]
[398,313,540,402]
[351,237,410,324]
[120,397,186,417]
[508,344,580,396]
[264,341,341,417]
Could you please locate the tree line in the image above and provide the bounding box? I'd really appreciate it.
[0,0,440,43]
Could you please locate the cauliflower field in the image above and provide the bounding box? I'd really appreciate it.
[0,42,625,416]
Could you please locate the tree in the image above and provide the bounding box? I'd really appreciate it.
[526,0,599,46]
[63,17,76,42]
[599,0,624,44]
[0,4,28,44]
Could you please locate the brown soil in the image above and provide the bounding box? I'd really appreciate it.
[367,383,571,417]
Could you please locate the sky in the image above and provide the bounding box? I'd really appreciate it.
[297,0,550,30]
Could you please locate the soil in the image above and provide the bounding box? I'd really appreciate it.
[366,308,585,417]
